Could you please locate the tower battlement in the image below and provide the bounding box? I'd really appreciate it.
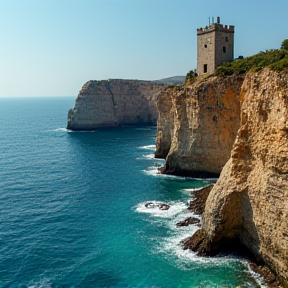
[197,24,234,35]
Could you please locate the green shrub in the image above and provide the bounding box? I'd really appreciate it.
[281,39,288,50]
[185,70,198,82]
[214,49,288,76]
[185,70,198,83]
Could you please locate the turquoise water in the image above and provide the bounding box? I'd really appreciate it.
[0,97,263,288]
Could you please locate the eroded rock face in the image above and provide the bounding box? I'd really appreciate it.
[155,87,175,158]
[67,79,165,130]
[156,76,244,176]
[202,69,288,285]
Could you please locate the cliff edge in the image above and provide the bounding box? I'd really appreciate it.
[155,75,244,176]
[189,69,288,285]
[67,79,166,130]
[156,67,288,285]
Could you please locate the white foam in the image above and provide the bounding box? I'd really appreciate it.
[136,155,165,164]
[136,201,188,218]
[45,127,71,132]
[48,128,97,133]
[182,187,205,193]
[158,230,250,270]
[53,127,69,132]
[135,197,264,287]
[138,144,156,150]
[142,168,188,180]
[156,221,268,286]
[142,167,161,176]
[143,153,156,159]
[244,260,267,288]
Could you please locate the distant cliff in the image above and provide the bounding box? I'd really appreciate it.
[67,77,184,130]
[155,75,244,176]
[158,68,288,285]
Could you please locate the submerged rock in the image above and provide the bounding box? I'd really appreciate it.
[144,202,170,210]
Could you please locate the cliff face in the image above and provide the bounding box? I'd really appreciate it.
[202,69,288,284]
[67,79,165,130]
[155,75,244,176]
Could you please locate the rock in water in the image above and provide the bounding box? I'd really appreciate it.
[144,202,170,210]
[187,185,214,215]
[176,217,200,227]
[67,79,166,130]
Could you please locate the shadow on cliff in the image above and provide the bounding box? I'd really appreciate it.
[160,162,220,179]
[240,193,262,263]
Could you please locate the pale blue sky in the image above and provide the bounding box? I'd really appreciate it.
[0,0,287,97]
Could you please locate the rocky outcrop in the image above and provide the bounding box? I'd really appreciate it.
[155,75,244,176]
[196,69,288,285]
[144,202,170,210]
[176,217,200,227]
[187,185,214,215]
[67,79,166,130]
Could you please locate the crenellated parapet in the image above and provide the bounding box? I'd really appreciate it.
[197,23,234,35]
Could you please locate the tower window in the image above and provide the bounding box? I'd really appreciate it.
[225,36,229,42]
[222,46,227,53]
[204,44,207,48]
[204,64,208,73]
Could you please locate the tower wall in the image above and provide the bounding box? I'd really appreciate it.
[197,21,234,76]
[214,25,234,68]
[197,28,216,75]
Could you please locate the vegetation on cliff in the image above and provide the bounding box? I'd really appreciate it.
[214,49,288,76]
[185,70,198,84]
[281,38,288,50]
[213,40,288,76]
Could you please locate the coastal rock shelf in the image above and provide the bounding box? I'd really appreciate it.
[67,79,166,130]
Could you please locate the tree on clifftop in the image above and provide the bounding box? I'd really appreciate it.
[281,39,288,50]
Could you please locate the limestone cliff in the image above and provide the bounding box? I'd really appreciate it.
[155,75,244,176]
[198,69,288,285]
[67,79,166,130]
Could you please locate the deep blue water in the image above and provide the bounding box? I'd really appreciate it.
[0,97,264,288]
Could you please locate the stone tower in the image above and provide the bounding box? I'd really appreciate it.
[197,17,234,75]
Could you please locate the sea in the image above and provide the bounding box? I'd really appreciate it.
[0,97,265,288]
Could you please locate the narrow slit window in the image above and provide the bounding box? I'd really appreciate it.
[225,36,229,42]
[204,44,207,48]
[204,64,208,73]
[222,46,227,53]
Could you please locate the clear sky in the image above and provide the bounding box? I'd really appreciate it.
[0,0,287,97]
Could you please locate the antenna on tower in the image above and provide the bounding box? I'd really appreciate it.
[208,17,210,26]
[212,16,214,24]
